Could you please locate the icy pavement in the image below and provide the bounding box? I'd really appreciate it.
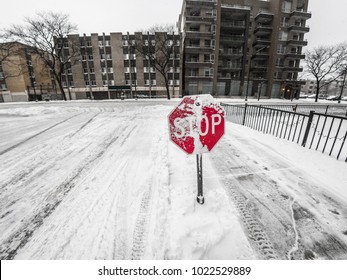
[0,100,346,260]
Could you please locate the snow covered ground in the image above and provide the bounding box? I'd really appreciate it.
[0,99,347,260]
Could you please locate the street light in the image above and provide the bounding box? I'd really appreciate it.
[245,46,269,101]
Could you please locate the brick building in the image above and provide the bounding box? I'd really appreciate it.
[61,32,180,100]
[0,42,54,102]
[178,0,311,99]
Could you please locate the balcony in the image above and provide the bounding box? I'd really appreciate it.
[186,0,216,8]
[290,10,312,19]
[219,51,243,59]
[252,52,270,60]
[220,22,246,31]
[288,25,310,33]
[252,39,271,47]
[287,39,308,46]
[186,16,216,23]
[220,36,246,45]
[185,45,214,54]
[285,52,305,59]
[185,31,214,39]
[255,12,274,23]
[218,63,242,71]
[185,61,213,67]
[254,26,273,35]
[283,66,303,72]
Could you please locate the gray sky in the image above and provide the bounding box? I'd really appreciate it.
[1,0,346,48]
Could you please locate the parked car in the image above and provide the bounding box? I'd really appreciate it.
[318,94,328,99]
[341,96,347,101]
[307,94,316,98]
[299,94,308,99]
[326,95,339,101]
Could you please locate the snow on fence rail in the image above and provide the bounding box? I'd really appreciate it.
[260,104,347,117]
[221,103,347,162]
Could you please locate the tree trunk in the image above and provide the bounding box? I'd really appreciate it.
[315,80,320,103]
[55,74,67,101]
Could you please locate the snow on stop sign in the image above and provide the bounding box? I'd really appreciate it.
[168,94,225,154]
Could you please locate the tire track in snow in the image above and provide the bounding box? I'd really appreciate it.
[40,124,140,259]
[212,129,347,259]
[0,113,104,192]
[222,180,278,260]
[0,114,80,156]
[0,126,123,259]
[68,112,101,138]
[130,187,152,260]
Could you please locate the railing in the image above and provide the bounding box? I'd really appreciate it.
[222,103,347,162]
[261,104,347,117]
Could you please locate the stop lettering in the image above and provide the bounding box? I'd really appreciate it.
[168,94,225,154]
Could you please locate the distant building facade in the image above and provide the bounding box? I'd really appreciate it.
[301,79,347,98]
[178,0,311,99]
[0,42,54,102]
[61,32,180,100]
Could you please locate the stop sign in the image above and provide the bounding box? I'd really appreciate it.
[168,94,225,154]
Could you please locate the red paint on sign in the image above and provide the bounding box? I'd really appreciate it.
[168,94,225,154]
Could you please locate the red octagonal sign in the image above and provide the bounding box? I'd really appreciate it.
[168,94,225,154]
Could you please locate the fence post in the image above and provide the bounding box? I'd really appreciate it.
[302,110,315,147]
[325,105,329,115]
[242,103,248,125]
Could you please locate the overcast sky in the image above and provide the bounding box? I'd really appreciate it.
[1,0,346,48]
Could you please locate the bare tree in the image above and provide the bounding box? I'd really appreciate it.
[134,24,177,100]
[304,43,347,102]
[6,11,80,100]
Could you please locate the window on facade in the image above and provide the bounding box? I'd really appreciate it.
[189,68,198,77]
[87,41,92,47]
[279,31,288,40]
[282,1,292,12]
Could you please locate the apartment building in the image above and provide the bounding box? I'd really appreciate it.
[178,0,311,99]
[0,42,54,102]
[62,32,180,100]
[301,80,347,98]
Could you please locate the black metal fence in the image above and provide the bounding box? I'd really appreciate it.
[222,103,347,162]
[260,104,347,117]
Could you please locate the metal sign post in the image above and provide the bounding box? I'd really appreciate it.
[196,153,204,204]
